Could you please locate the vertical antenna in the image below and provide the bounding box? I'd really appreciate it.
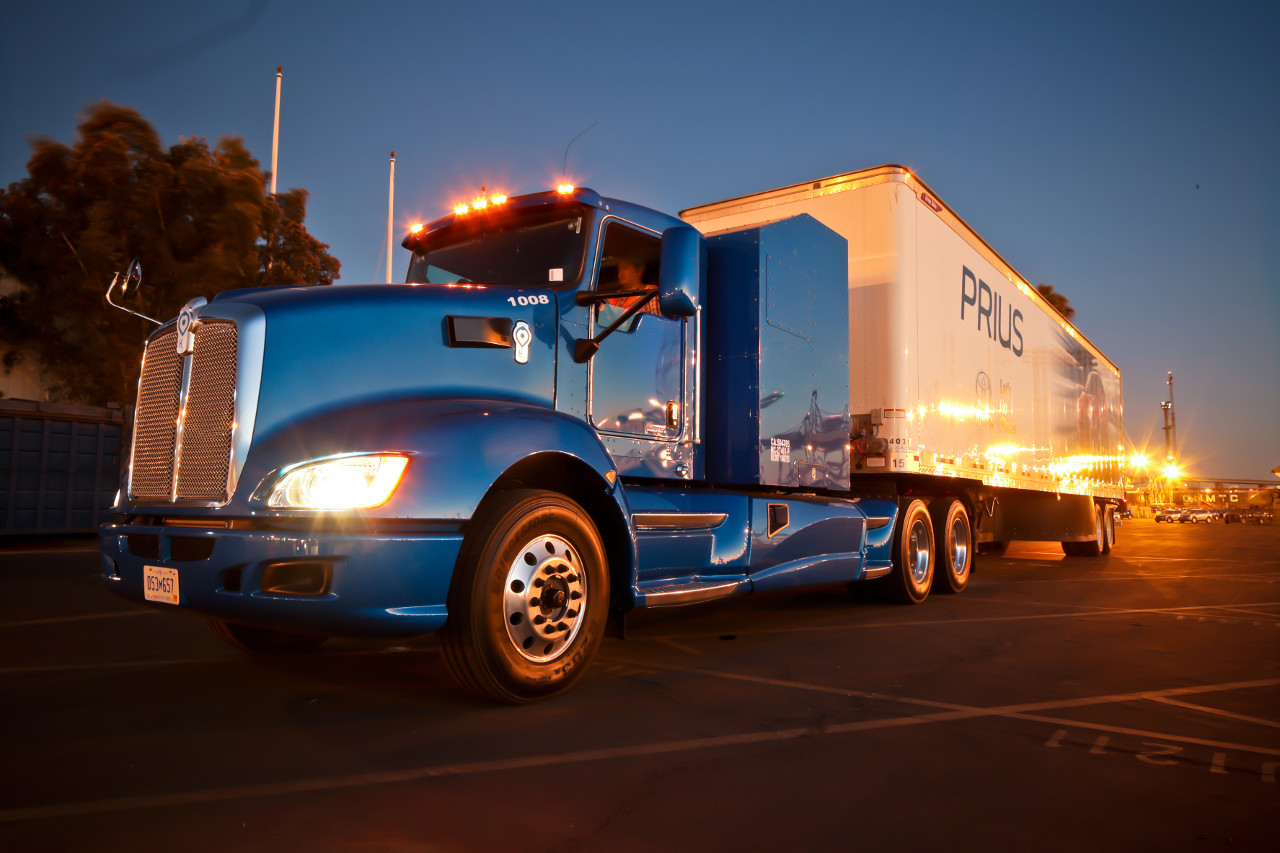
[562,121,598,184]
[386,151,396,284]
[271,67,283,195]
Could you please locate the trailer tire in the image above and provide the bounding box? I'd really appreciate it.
[204,618,327,654]
[885,499,934,604]
[1062,505,1104,557]
[1101,505,1116,554]
[932,499,972,594]
[440,489,609,704]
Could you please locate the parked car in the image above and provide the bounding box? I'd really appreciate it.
[1154,508,1181,523]
[1244,511,1274,525]
[1222,510,1243,524]
[1179,509,1214,523]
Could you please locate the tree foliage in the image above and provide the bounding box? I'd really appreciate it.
[0,102,339,405]
[1035,283,1075,321]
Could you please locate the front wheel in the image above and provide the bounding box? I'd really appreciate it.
[440,490,609,703]
[884,499,934,604]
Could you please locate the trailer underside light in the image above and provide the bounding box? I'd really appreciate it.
[409,222,424,235]
[557,184,575,194]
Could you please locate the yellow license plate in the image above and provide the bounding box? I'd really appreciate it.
[143,565,179,605]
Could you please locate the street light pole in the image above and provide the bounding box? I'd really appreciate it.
[271,66,282,196]
[1161,372,1178,463]
[386,151,395,284]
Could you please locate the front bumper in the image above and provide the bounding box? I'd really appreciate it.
[99,522,463,638]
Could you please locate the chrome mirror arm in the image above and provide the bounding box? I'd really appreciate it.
[105,265,162,326]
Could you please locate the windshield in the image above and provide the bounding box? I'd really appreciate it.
[406,209,589,287]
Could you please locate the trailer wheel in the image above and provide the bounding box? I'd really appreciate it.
[932,500,972,594]
[885,499,934,604]
[440,489,609,704]
[1062,505,1104,557]
[204,618,327,654]
[1101,506,1116,554]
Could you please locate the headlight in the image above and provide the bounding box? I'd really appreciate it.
[267,454,409,510]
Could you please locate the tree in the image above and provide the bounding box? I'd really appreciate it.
[0,102,339,405]
[1035,283,1075,321]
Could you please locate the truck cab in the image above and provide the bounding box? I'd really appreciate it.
[100,184,896,703]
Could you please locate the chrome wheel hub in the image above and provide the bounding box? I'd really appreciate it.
[949,517,970,578]
[502,534,585,663]
[908,518,932,585]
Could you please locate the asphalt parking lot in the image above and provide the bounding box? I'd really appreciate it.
[1,518,1277,851]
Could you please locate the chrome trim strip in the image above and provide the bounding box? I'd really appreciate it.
[643,579,743,607]
[171,347,195,502]
[867,516,893,530]
[633,512,728,530]
[693,304,702,444]
[862,566,892,580]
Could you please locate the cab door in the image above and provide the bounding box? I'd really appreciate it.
[588,221,694,480]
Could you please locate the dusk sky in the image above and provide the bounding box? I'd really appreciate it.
[3,0,1276,480]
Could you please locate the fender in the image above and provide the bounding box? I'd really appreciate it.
[237,397,628,523]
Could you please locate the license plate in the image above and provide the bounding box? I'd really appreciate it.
[144,565,180,605]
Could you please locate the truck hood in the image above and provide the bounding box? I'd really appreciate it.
[207,283,560,446]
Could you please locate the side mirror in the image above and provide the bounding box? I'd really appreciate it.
[106,257,161,326]
[121,258,142,299]
[657,225,703,318]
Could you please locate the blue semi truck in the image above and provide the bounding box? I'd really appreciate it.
[100,166,1124,702]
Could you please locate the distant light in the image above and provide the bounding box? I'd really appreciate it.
[557,184,575,195]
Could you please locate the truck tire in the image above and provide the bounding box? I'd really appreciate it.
[1062,506,1104,557]
[440,489,609,703]
[885,499,934,604]
[931,499,972,594]
[204,618,327,654]
[1101,505,1116,554]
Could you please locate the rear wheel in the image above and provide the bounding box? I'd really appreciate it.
[884,499,934,604]
[440,489,609,703]
[931,499,972,594]
[1062,505,1104,557]
[1101,505,1116,554]
[204,618,327,654]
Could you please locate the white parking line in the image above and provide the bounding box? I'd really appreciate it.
[5,600,1278,676]
[1150,696,1280,729]
[4,672,1275,824]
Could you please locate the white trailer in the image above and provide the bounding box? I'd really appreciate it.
[682,165,1125,555]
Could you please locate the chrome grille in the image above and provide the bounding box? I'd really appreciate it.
[176,323,238,501]
[130,328,183,501]
[129,320,239,504]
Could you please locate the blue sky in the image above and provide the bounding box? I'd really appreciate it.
[3,0,1277,480]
